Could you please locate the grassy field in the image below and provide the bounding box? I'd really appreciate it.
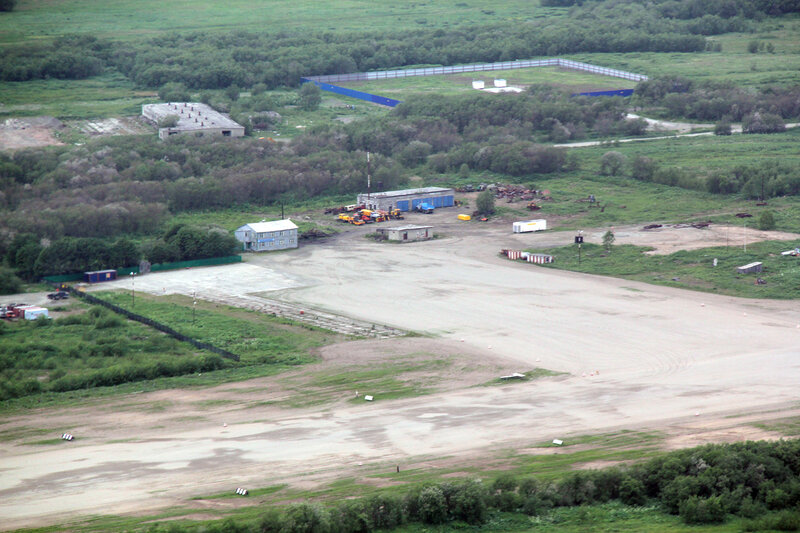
[570,16,800,87]
[0,72,156,120]
[0,0,558,45]
[571,128,800,170]
[96,291,335,364]
[339,66,637,98]
[527,240,800,299]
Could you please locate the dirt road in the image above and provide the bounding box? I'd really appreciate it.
[1,217,799,530]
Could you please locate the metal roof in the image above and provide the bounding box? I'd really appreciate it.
[237,220,298,233]
[378,225,433,231]
[361,187,453,199]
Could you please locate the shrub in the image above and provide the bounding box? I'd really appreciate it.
[492,474,522,511]
[259,508,286,533]
[157,115,179,128]
[417,486,447,524]
[329,501,369,533]
[283,502,331,533]
[714,119,732,135]
[476,190,495,216]
[450,480,489,524]
[619,476,647,506]
[600,151,626,176]
[631,156,657,181]
[158,82,190,102]
[365,494,403,529]
[602,230,615,252]
[679,495,726,524]
[0,267,23,295]
[758,211,776,230]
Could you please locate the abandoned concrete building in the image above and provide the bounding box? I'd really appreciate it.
[142,103,245,140]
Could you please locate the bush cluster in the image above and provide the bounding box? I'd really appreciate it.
[140,439,800,532]
[625,156,800,199]
[634,76,800,122]
[0,306,228,401]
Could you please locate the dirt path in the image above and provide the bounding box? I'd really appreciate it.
[554,115,800,148]
[2,216,800,530]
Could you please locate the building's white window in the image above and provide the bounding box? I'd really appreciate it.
[280,240,284,246]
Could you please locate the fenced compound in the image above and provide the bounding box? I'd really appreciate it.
[304,57,647,84]
[303,58,647,107]
[69,288,240,362]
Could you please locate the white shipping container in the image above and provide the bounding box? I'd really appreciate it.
[512,219,547,233]
[22,307,49,320]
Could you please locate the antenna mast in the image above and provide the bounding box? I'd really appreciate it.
[366,151,371,207]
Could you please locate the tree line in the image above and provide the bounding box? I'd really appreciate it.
[633,76,800,122]
[603,151,800,200]
[7,0,796,87]
[2,223,237,282]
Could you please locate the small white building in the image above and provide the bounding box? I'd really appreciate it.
[376,225,433,242]
[234,220,298,252]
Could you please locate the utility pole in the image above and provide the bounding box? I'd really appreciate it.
[366,151,371,208]
[130,273,136,308]
[744,220,747,252]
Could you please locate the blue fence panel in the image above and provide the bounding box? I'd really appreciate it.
[302,79,401,108]
[397,200,409,211]
[411,199,422,209]
[442,195,454,207]
[572,89,635,97]
[432,196,444,208]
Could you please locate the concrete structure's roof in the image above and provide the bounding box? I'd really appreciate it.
[362,187,453,199]
[142,103,243,132]
[238,220,298,233]
[378,225,433,232]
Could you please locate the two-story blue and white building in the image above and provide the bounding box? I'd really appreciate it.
[234,220,298,252]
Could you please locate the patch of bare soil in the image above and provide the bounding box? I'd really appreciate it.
[605,224,800,255]
[663,426,785,451]
[72,117,152,136]
[0,116,65,150]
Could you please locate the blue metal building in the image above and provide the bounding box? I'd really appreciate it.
[357,187,455,212]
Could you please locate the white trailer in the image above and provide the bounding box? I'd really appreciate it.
[512,219,547,233]
[22,306,50,320]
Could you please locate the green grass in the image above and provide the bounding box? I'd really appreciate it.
[527,240,800,299]
[339,66,637,99]
[569,17,800,88]
[0,1,559,45]
[0,72,157,120]
[96,291,336,364]
[752,416,800,436]
[572,128,800,170]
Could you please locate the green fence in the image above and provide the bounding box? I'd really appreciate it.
[42,256,242,284]
[42,273,83,283]
[149,255,242,272]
